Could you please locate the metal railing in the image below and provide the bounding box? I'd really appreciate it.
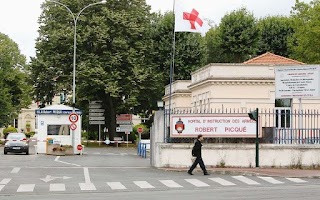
[164,108,320,144]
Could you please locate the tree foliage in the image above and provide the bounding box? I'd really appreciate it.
[0,33,32,127]
[31,0,161,139]
[218,8,259,63]
[289,0,320,63]
[257,16,294,57]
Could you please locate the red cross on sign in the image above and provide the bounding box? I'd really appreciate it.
[183,9,203,30]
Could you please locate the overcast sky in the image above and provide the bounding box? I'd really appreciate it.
[0,0,312,61]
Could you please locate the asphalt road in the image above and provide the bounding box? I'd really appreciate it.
[1,146,320,200]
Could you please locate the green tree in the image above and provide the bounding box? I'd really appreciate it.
[289,0,320,63]
[0,33,32,127]
[257,16,294,57]
[218,8,259,63]
[31,0,159,140]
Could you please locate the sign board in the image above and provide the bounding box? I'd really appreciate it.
[77,144,83,150]
[116,114,132,125]
[89,109,105,113]
[89,112,104,117]
[89,121,105,125]
[116,125,133,132]
[89,101,105,125]
[89,116,105,121]
[69,113,79,123]
[137,127,143,134]
[275,66,320,98]
[170,114,260,138]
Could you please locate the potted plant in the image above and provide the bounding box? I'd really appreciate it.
[26,123,31,133]
[52,145,66,156]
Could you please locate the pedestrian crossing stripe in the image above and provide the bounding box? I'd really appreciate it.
[107,182,126,190]
[0,179,11,185]
[285,178,307,183]
[185,179,210,187]
[232,176,260,185]
[159,180,183,188]
[134,181,155,189]
[258,176,284,184]
[209,177,236,186]
[0,176,309,193]
[17,184,35,192]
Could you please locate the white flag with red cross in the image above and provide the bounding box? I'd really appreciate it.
[174,0,208,34]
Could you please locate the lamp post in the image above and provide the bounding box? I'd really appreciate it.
[49,0,106,152]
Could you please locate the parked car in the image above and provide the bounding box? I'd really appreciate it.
[4,133,29,155]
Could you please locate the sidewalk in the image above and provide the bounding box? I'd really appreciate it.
[160,167,320,178]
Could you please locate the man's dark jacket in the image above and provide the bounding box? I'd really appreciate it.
[192,139,202,158]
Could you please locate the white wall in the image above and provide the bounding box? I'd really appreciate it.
[154,143,320,168]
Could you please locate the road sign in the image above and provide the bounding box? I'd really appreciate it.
[89,116,105,121]
[116,125,133,132]
[77,144,83,151]
[137,127,143,134]
[89,112,104,117]
[89,104,102,109]
[125,131,130,135]
[89,109,105,113]
[70,123,77,130]
[69,113,79,123]
[89,121,105,125]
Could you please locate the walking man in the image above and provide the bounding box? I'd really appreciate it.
[188,134,209,175]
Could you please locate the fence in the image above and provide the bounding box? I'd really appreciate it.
[164,108,320,144]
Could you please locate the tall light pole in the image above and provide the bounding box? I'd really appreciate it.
[48,0,106,152]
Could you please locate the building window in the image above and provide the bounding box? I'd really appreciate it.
[47,125,70,135]
[275,99,292,128]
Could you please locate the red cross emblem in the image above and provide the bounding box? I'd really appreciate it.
[183,9,203,30]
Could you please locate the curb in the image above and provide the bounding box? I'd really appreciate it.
[159,167,320,179]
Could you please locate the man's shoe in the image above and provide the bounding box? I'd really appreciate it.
[188,171,193,175]
[204,172,210,175]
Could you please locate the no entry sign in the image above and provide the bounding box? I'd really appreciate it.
[137,127,143,134]
[70,123,77,130]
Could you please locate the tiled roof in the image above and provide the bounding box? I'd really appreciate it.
[244,52,304,65]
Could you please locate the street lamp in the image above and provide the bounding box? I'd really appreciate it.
[48,0,106,152]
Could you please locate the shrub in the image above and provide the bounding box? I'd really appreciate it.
[25,132,35,138]
[3,126,17,139]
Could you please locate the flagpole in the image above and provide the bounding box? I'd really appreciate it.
[168,0,176,143]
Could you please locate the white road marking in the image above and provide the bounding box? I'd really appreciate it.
[17,184,35,192]
[83,167,91,183]
[134,181,155,189]
[258,176,284,184]
[107,182,127,190]
[232,176,260,185]
[286,178,307,183]
[79,183,97,191]
[0,178,11,185]
[0,185,5,191]
[54,156,81,167]
[50,183,66,192]
[11,167,20,173]
[159,180,183,188]
[185,179,210,187]
[209,178,236,186]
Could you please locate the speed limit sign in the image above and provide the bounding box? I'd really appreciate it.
[69,113,79,123]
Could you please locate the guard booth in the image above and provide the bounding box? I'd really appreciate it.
[35,105,82,154]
